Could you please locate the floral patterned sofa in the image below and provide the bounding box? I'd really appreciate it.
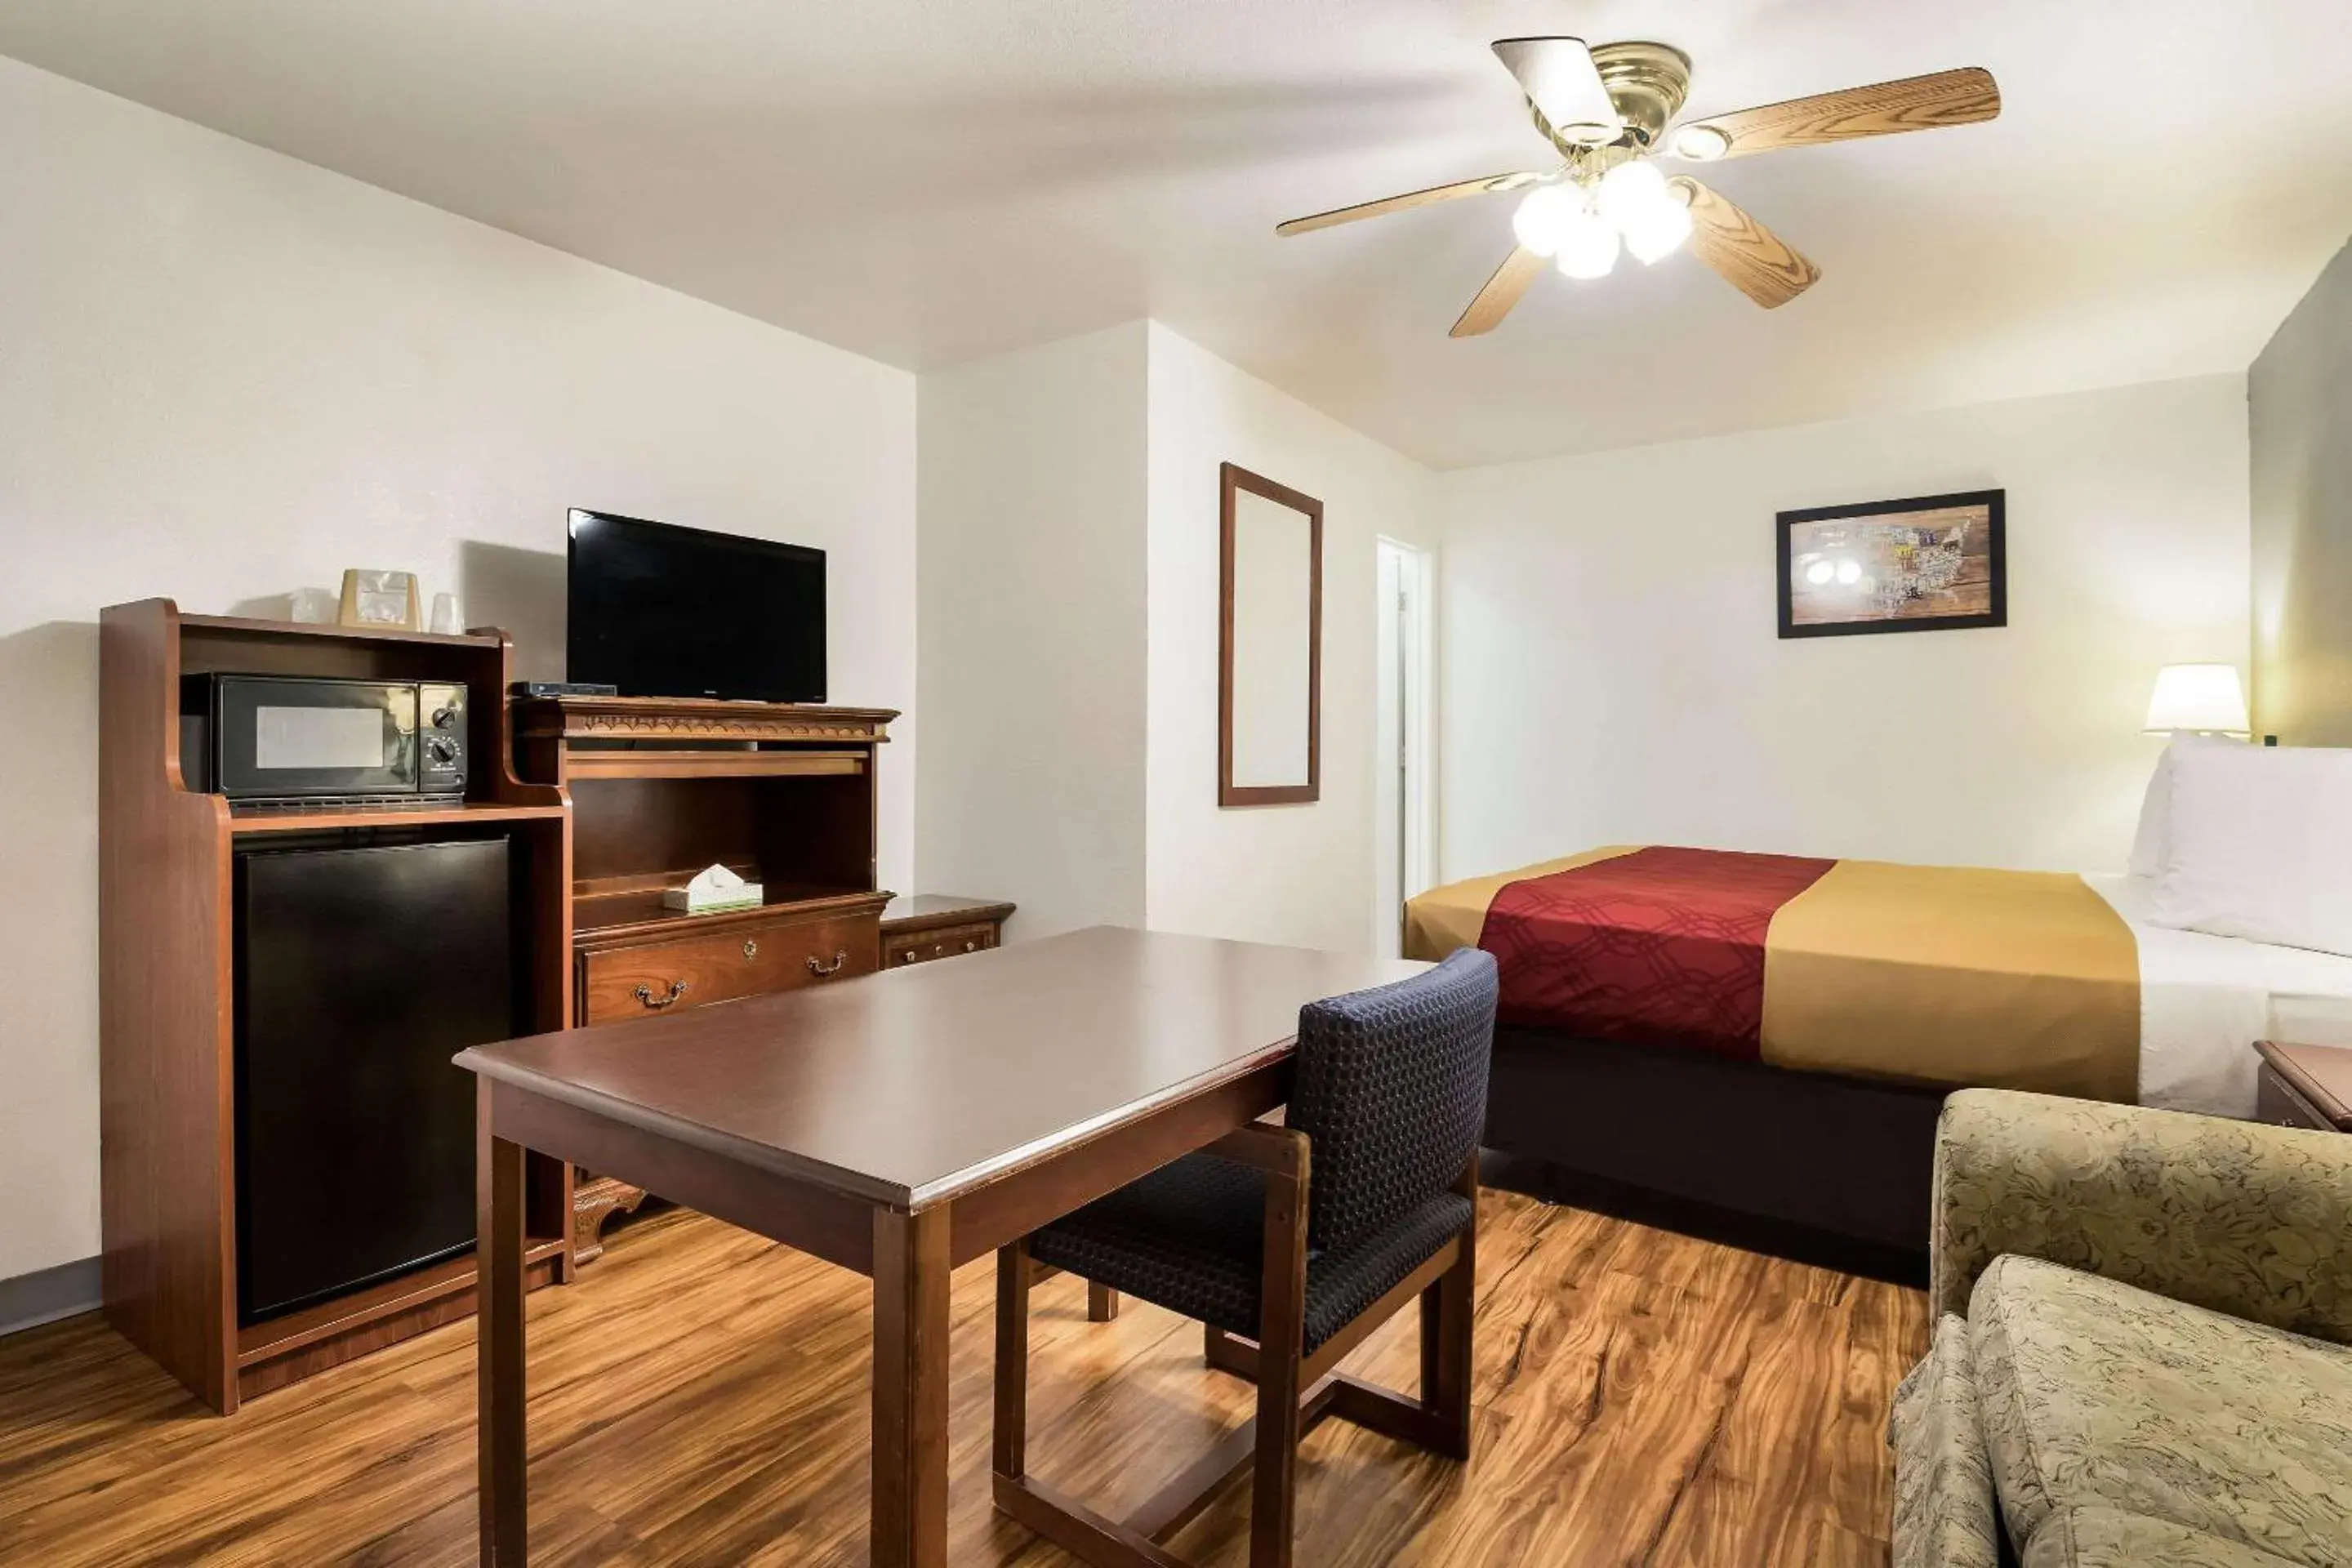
[1892,1089,2352,1568]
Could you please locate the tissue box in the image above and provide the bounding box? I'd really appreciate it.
[662,880,764,915]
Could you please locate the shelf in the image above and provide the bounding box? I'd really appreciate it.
[234,1236,568,1370]
[573,882,887,942]
[180,612,506,650]
[227,800,566,835]
[565,748,867,782]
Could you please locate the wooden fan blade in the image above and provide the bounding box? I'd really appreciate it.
[1677,67,1999,159]
[1492,37,1622,144]
[1450,247,1548,338]
[1276,171,1546,236]
[1673,178,1820,309]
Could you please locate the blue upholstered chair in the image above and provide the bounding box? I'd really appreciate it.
[991,948,1501,1568]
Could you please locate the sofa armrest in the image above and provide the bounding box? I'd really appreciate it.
[1930,1089,2352,1343]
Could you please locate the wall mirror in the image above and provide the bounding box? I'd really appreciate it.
[1219,461,1322,807]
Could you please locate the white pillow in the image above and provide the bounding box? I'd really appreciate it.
[2150,743,2352,956]
[2127,733,2228,877]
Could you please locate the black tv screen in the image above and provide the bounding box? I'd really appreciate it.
[567,510,826,702]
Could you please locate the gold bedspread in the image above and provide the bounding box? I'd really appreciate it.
[1404,849,2140,1101]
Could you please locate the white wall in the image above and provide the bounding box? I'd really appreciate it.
[2251,234,2352,745]
[1438,374,2251,880]
[0,56,917,1284]
[916,324,1150,937]
[1144,324,1440,953]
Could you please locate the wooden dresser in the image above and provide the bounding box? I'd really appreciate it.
[879,893,1016,969]
[513,693,898,1260]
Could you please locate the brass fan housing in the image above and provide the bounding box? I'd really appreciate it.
[1589,42,1692,149]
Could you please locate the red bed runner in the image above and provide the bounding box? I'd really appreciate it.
[1477,846,1835,1058]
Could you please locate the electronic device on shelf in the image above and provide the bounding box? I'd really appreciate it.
[512,679,620,698]
[181,673,467,805]
[566,507,827,703]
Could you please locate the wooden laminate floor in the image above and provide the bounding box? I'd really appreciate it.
[0,1192,1928,1566]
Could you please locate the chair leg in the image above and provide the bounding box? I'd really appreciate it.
[1419,1156,1479,1461]
[994,1241,1031,1482]
[1250,1134,1312,1568]
[1088,1282,1120,1322]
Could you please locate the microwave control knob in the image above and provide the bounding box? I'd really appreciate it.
[430,706,458,729]
[426,737,459,764]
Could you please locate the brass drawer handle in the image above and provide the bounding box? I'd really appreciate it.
[634,980,689,1010]
[807,950,850,978]
[742,939,759,960]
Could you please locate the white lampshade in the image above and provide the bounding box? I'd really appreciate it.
[2143,664,2248,735]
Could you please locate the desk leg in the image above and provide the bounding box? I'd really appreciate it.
[871,1205,951,1567]
[478,1080,528,1565]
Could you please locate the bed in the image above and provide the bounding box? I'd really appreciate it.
[1407,843,2352,1279]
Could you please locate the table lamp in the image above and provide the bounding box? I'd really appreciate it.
[2142,663,2249,737]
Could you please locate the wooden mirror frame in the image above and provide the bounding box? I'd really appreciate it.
[1218,461,1322,808]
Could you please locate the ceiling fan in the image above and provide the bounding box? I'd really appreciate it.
[1276,39,2000,336]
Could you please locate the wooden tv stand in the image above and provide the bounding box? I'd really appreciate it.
[512,693,898,1260]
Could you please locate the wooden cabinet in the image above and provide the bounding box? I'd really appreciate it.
[97,600,573,1414]
[514,693,900,1263]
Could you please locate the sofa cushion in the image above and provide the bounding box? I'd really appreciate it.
[2024,1508,2307,1567]
[1971,1254,2352,1567]
[1891,1313,2002,1568]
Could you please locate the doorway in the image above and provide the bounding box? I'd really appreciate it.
[1374,538,1433,956]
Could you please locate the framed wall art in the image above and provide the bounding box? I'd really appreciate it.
[1775,489,2005,638]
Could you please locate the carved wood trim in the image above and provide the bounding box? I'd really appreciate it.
[572,1174,650,1265]
[516,695,897,745]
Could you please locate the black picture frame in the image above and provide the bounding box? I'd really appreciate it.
[1775,488,2007,639]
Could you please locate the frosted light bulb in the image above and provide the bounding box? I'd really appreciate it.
[1510,185,1585,258]
[1596,161,1671,229]
[1805,559,1835,586]
[1623,195,1693,263]
[1553,209,1621,279]
[1835,558,1863,586]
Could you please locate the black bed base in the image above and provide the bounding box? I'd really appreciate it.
[1478,1027,1949,1287]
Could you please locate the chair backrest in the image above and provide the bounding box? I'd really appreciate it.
[1288,947,1499,1254]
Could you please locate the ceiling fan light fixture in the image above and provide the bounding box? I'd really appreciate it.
[1554,209,1620,279]
[1510,183,1587,258]
[1668,122,1731,161]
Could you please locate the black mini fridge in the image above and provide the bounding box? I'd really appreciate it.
[234,836,516,1325]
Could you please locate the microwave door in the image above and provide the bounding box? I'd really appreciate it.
[213,679,419,799]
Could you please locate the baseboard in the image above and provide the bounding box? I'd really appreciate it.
[0,1255,101,1339]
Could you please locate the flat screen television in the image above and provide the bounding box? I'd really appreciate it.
[567,509,826,702]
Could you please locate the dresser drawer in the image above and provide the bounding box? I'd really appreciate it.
[581,910,880,1024]
[884,920,1000,969]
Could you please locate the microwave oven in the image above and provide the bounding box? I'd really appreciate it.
[181,674,469,806]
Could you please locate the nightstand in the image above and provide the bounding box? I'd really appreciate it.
[2254,1040,2352,1133]
[879,893,1015,969]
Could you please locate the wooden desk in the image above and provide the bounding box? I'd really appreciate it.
[457,925,1425,1566]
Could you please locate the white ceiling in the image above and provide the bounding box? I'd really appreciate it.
[5,1,2350,469]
